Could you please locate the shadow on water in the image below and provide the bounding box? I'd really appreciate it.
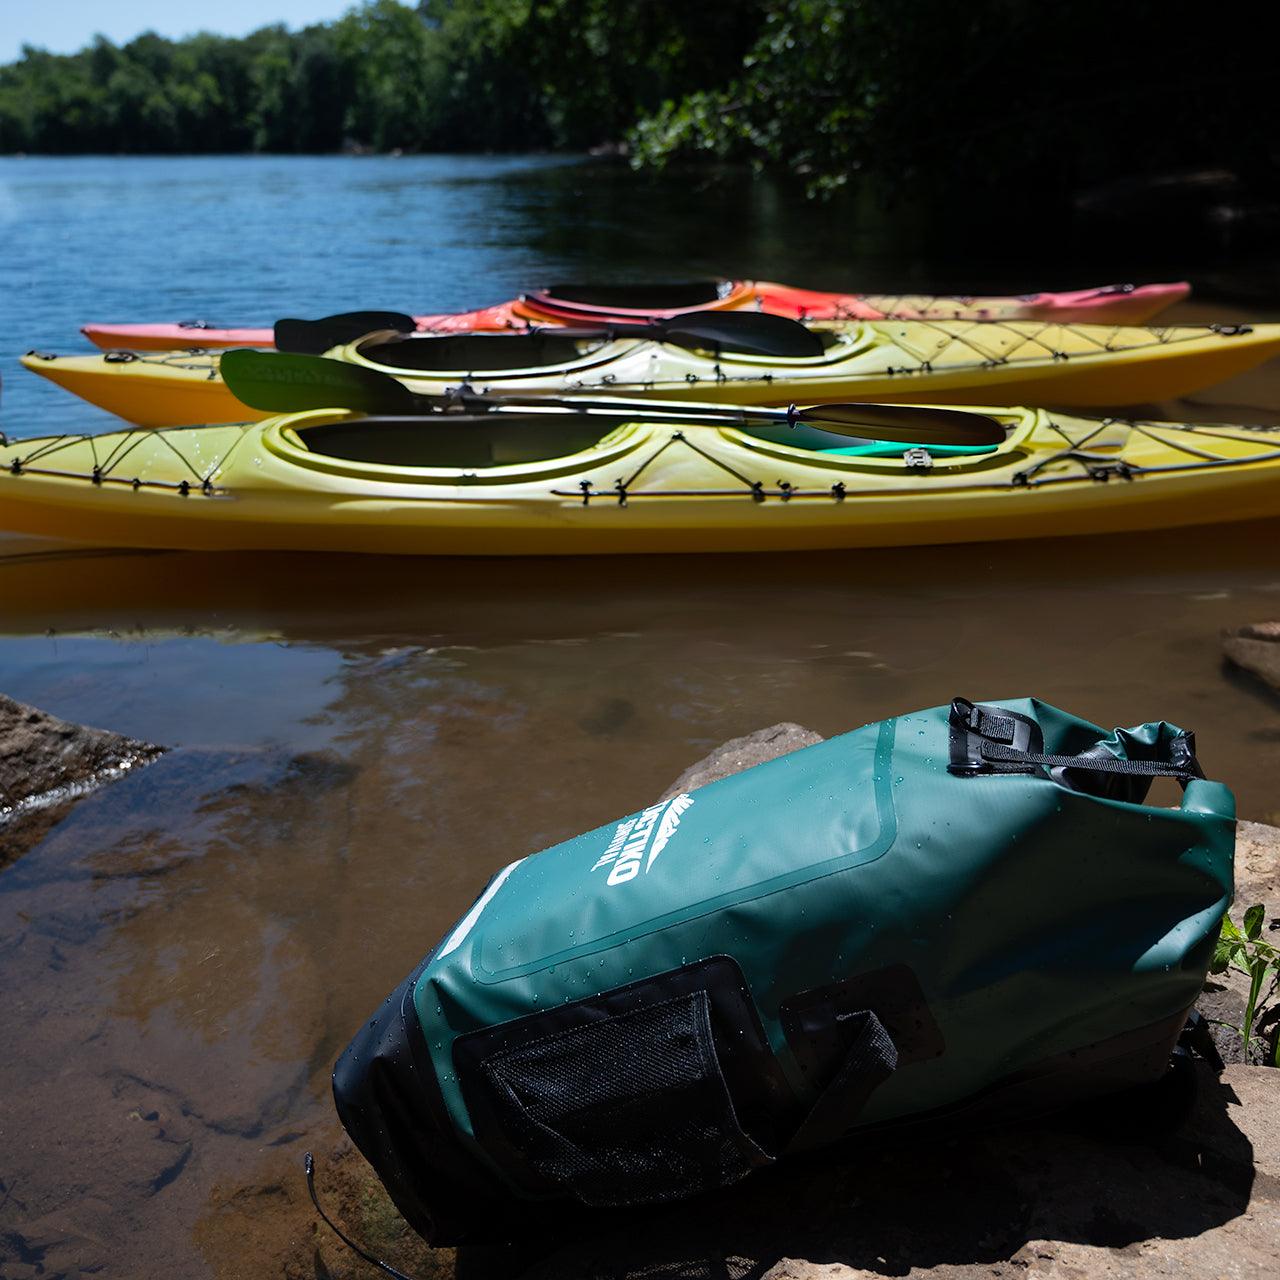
[4,512,1280,813]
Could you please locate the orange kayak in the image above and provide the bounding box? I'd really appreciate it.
[80,279,1190,352]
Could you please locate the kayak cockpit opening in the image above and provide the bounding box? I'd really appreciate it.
[734,420,1001,460]
[293,413,620,469]
[528,281,733,309]
[357,332,608,373]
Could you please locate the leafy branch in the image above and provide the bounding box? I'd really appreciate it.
[1210,904,1280,1066]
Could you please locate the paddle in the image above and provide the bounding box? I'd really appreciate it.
[222,347,418,414]
[275,311,417,356]
[219,349,1007,447]
[274,307,825,360]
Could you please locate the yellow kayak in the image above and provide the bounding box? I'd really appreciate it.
[4,401,1280,555]
[23,318,1280,428]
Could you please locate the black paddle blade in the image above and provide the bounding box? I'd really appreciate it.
[274,311,417,356]
[220,349,418,415]
[657,310,825,359]
[798,403,1007,446]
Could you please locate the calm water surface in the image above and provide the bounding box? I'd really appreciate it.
[2,155,1280,1278]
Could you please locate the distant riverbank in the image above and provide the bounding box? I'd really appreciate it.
[4,2,1276,211]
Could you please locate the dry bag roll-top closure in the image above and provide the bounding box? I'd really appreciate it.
[333,696,1234,1245]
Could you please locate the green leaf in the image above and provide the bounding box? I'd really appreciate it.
[1211,932,1238,973]
[1244,903,1265,941]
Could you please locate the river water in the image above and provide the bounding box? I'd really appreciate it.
[1,155,1280,1278]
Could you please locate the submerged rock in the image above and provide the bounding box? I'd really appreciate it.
[1223,622,1280,694]
[0,692,164,867]
[659,722,824,801]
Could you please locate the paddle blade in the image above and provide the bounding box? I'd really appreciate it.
[797,403,1007,446]
[658,310,825,359]
[274,311,417,356]
[220,349,418,415]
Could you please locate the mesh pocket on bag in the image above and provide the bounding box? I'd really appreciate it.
[482,989,769,1206]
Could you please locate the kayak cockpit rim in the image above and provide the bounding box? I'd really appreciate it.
[346,331,625,376]
[526,281,737,310]
[263,409,656,484]
[519,276,742,311]
[342,325,866,379]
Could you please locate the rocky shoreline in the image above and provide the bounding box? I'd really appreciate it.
[2,702,1277,1279]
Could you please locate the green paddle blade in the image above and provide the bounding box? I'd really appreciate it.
[220,349,418,415]
[274,311,417,356]
[797,403,1007,446]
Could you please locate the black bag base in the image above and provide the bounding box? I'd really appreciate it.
[353,1003,1196,1247]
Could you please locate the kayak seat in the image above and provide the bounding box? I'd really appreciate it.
[741,422,995,458]
[360,334,604,374]
[532,281,731,310]
[297,414,611,470]
[819,443,998,458]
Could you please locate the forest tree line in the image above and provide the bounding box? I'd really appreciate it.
[2,0,1276,206]
[0,1,762,156]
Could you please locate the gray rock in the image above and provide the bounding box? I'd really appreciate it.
[659,723,824,801]
[1236,818,1280,902]
[1,693,164,867]
[1223,621,1280,693]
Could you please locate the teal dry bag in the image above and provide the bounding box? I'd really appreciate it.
[333,696,1234,1245]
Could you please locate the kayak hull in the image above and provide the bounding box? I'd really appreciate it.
[746,281,1191,324]
[79,281,1190,351]
[80,303,525,352]
[27,322,1280,429]
[4,406,1280,556]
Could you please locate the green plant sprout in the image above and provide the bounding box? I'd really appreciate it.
[1210,904,1280,1066]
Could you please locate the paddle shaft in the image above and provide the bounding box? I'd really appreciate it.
[220,350,1007,446]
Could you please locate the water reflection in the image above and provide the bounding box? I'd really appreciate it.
[4,153,1280,1278]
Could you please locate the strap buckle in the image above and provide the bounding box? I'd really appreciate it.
[947,697,1041,776]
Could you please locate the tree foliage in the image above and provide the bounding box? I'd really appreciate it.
[1,0,1274,209]
[0,0,762,155]
[629,0,1280,200]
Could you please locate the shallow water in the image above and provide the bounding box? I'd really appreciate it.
[2,155,1280,1278]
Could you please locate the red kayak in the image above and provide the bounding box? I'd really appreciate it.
[81,278,1190,351]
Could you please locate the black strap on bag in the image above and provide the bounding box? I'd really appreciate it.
[787,1009,898,1152]
[947,697,1203,795]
